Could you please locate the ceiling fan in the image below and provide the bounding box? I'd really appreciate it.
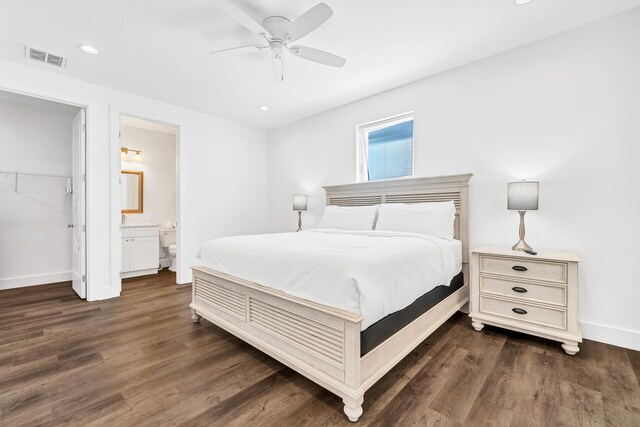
[211,1,346,82]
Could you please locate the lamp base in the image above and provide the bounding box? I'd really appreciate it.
[512,210,533,252]
[512,239,533,252]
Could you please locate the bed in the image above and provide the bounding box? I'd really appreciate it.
[190,174,472,421]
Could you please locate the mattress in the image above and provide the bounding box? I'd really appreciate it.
[197,229,462,330]
[360,271,464,355]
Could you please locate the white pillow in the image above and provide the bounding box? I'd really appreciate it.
[316,205,379,231]
[375,201,456,239]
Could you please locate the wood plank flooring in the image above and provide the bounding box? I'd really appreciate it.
[2,269,639,426]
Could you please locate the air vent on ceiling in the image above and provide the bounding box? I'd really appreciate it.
[24,45,67,69]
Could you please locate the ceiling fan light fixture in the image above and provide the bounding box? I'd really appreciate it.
[213,1,345,81]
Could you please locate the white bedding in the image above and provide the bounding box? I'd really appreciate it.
[197,229,462,330]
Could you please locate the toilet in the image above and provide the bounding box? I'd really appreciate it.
[159,227,177,272]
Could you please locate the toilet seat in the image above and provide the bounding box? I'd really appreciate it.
[168,244,176,255]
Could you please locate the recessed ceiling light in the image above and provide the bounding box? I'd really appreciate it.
[80,44,99,55]
[515,0,533,4]
[258,105,269,111]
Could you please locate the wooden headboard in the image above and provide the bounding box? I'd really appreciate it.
[323,174,472,275]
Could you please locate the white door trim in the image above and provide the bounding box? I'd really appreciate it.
[110,108,181,296]
[0,86,91,298]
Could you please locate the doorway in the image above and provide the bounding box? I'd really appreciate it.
[119,114,178,285]
[0,90,86,297]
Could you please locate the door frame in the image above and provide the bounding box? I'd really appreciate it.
[116,112,181,290]
[0,87,88,297]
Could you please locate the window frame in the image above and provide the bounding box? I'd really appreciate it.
[356,112,415,182]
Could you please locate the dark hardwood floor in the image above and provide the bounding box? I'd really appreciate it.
[1,269,639,426]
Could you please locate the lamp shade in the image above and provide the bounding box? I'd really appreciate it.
[293,194,308,211]
[508,181,539,211]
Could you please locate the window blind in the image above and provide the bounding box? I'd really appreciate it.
[366,119,413,180]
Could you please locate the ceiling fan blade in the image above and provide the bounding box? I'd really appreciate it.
[272,52,285,82]
[286,3,333,42]
[216,0,270,36]
[289,45,346,68]
[210,45,268,55]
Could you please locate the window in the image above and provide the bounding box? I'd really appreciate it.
[357,113,414,182]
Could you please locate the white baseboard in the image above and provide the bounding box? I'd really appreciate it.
[582,321,640,351]
[0,271,73,290]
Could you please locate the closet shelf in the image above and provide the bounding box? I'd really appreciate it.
[1,170,72,193]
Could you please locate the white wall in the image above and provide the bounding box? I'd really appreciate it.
[0,58,269,299]
[0,97,78,289]
[120,126,176,226]
[267,10,640,350]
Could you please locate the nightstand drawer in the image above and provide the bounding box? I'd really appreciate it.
[480,276,566,307]
[479,295,567,330]
[480,256,567,284]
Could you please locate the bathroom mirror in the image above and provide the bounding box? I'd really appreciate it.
[121,170,143,214]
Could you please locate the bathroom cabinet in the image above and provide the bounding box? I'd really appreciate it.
[121,226,159,278]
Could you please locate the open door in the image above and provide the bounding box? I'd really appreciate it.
[71,109,86,299]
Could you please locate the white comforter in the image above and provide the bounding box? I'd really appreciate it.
[198,229,461,329]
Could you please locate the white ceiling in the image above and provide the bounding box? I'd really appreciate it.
[1,0,639,129]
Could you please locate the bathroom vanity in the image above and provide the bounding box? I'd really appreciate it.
[121,225,159,278]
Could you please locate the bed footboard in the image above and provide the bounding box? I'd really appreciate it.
[190,266,365,418]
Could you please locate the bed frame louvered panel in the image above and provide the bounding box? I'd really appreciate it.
[327,195,383,206]
[191,174,472,422]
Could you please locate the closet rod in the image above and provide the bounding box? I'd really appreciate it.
[0,170,71,179]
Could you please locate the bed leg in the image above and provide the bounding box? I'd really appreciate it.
[343,396,363,422]
[191,309,201,323]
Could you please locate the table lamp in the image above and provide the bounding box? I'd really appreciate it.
[293,194,307,232]
[507,181,539,252]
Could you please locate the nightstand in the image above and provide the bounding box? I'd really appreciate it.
[469,247,582,355]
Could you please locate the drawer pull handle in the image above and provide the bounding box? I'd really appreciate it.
[512,286,528,293]
[512,308,528,315]
[512,265,528,272]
